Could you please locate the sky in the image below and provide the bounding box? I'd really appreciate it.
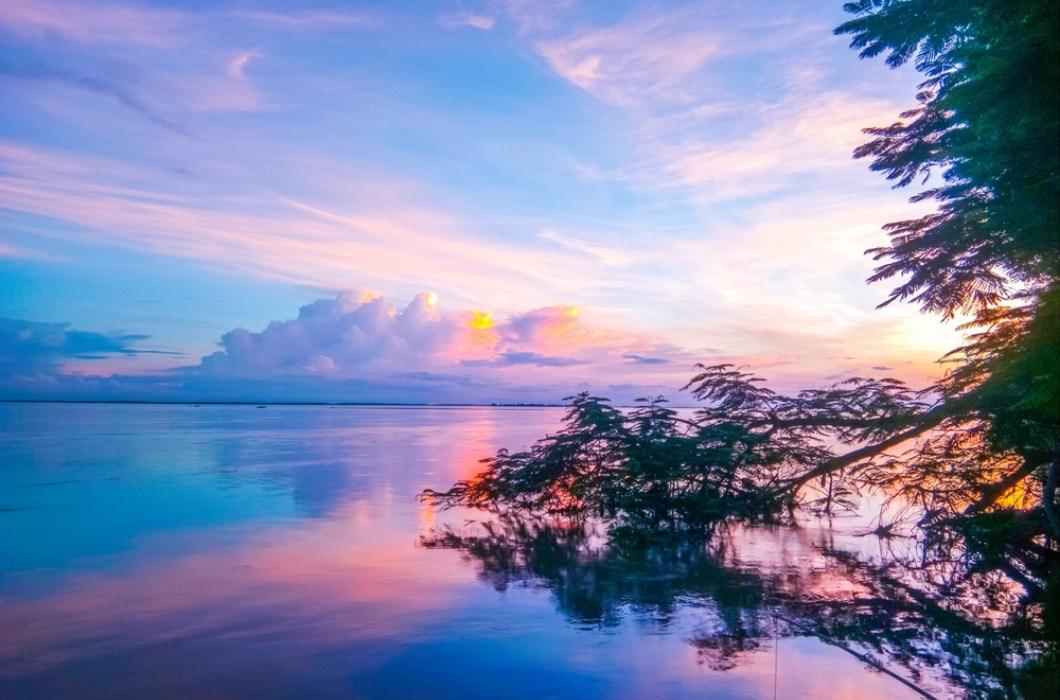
[0,0,963,404]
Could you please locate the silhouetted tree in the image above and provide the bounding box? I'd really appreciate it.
[423,0,1059,656]
[421,516,1055,698]
[831,0,1060,599]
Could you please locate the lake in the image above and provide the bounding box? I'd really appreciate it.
[0,403,973,698]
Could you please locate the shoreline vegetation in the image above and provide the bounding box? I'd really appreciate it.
[422,1,1060,696]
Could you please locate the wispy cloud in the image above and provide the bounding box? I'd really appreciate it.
[0,137,956,388]
[623,354,670,365]
[619,91,899,199]
[1,65,194,136]
[0,0,185,46]
[227,51,259,80]
[231,9,376,30]
[501,0,577,35]
[0,0,955,400]
[0,240,60,260]
[538,229,633,267]
[536,11,722,107]
[439,11,496,31]
[0,142,658,312]
[462,351,585,367]
[522,3,898,199]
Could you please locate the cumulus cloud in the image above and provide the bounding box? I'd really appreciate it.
[0,292,948,404]
[192,295,647,379]
[0,296,698,404]
[196,293,470,377]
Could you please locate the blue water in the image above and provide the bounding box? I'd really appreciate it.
[0,404,940,699]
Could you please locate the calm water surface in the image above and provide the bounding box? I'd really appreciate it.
[1,404,953,699]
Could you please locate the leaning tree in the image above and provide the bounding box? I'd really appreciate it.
[424,0,1059,604]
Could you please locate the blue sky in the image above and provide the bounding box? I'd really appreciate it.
[0,0,961,403]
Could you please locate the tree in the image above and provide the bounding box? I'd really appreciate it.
[423,0,1059,625]
[422,515,1055,698]
[833,0,1060,584]
[835,0,1060,526]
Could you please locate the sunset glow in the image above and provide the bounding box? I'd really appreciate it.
[2,2,1052,698]
[0,0,960,402]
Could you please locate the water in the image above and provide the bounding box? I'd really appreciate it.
[0,403,962,698]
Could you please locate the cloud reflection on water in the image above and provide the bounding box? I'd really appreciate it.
[0,404,962,698]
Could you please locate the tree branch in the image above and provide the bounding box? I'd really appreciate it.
[783,399,972,493]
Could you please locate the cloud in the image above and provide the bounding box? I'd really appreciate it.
[623,354,670,365]
[0,286,953,403]
[538,229,633,267]
[439,12,496,31]
[195,293,468,377]
[1,0,342,126]
[0,317,177,373]
[0,296,697,403]
[227,51,259,80]
[1,65,194,136]
[536,11,722,107]
[193,297,653,379]
[520,3,900,200]
[0,0,185,46]
[501,0,577,35]
[231,9,375,30]
[0,0,958,400]
[0,142,667,313]
[462,351,585,367]
[622,91,899,199]
[0,0,372,44]
[0,241,59,260]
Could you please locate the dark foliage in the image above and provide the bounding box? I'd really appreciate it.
[831,0,1060,601]
[423,367,927,531]
[424,0,1059,589]
[422,516,1057,698]
[422,5,1060,689]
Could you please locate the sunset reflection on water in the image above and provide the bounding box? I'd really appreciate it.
[1,404,943,699]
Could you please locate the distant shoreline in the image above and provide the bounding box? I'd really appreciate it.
[0,400,699,409]
[0,399,562,408]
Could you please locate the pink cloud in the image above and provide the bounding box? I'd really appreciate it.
[0,142,657,313]
[226,51,259,80]
[0,240,59,260]
[438,12,496,31]
[195,294,694,386]
[230,9,376,30]
[0,0,185,46]
[536,12,722,107]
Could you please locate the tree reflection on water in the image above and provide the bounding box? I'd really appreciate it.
[422,516,1057,699]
